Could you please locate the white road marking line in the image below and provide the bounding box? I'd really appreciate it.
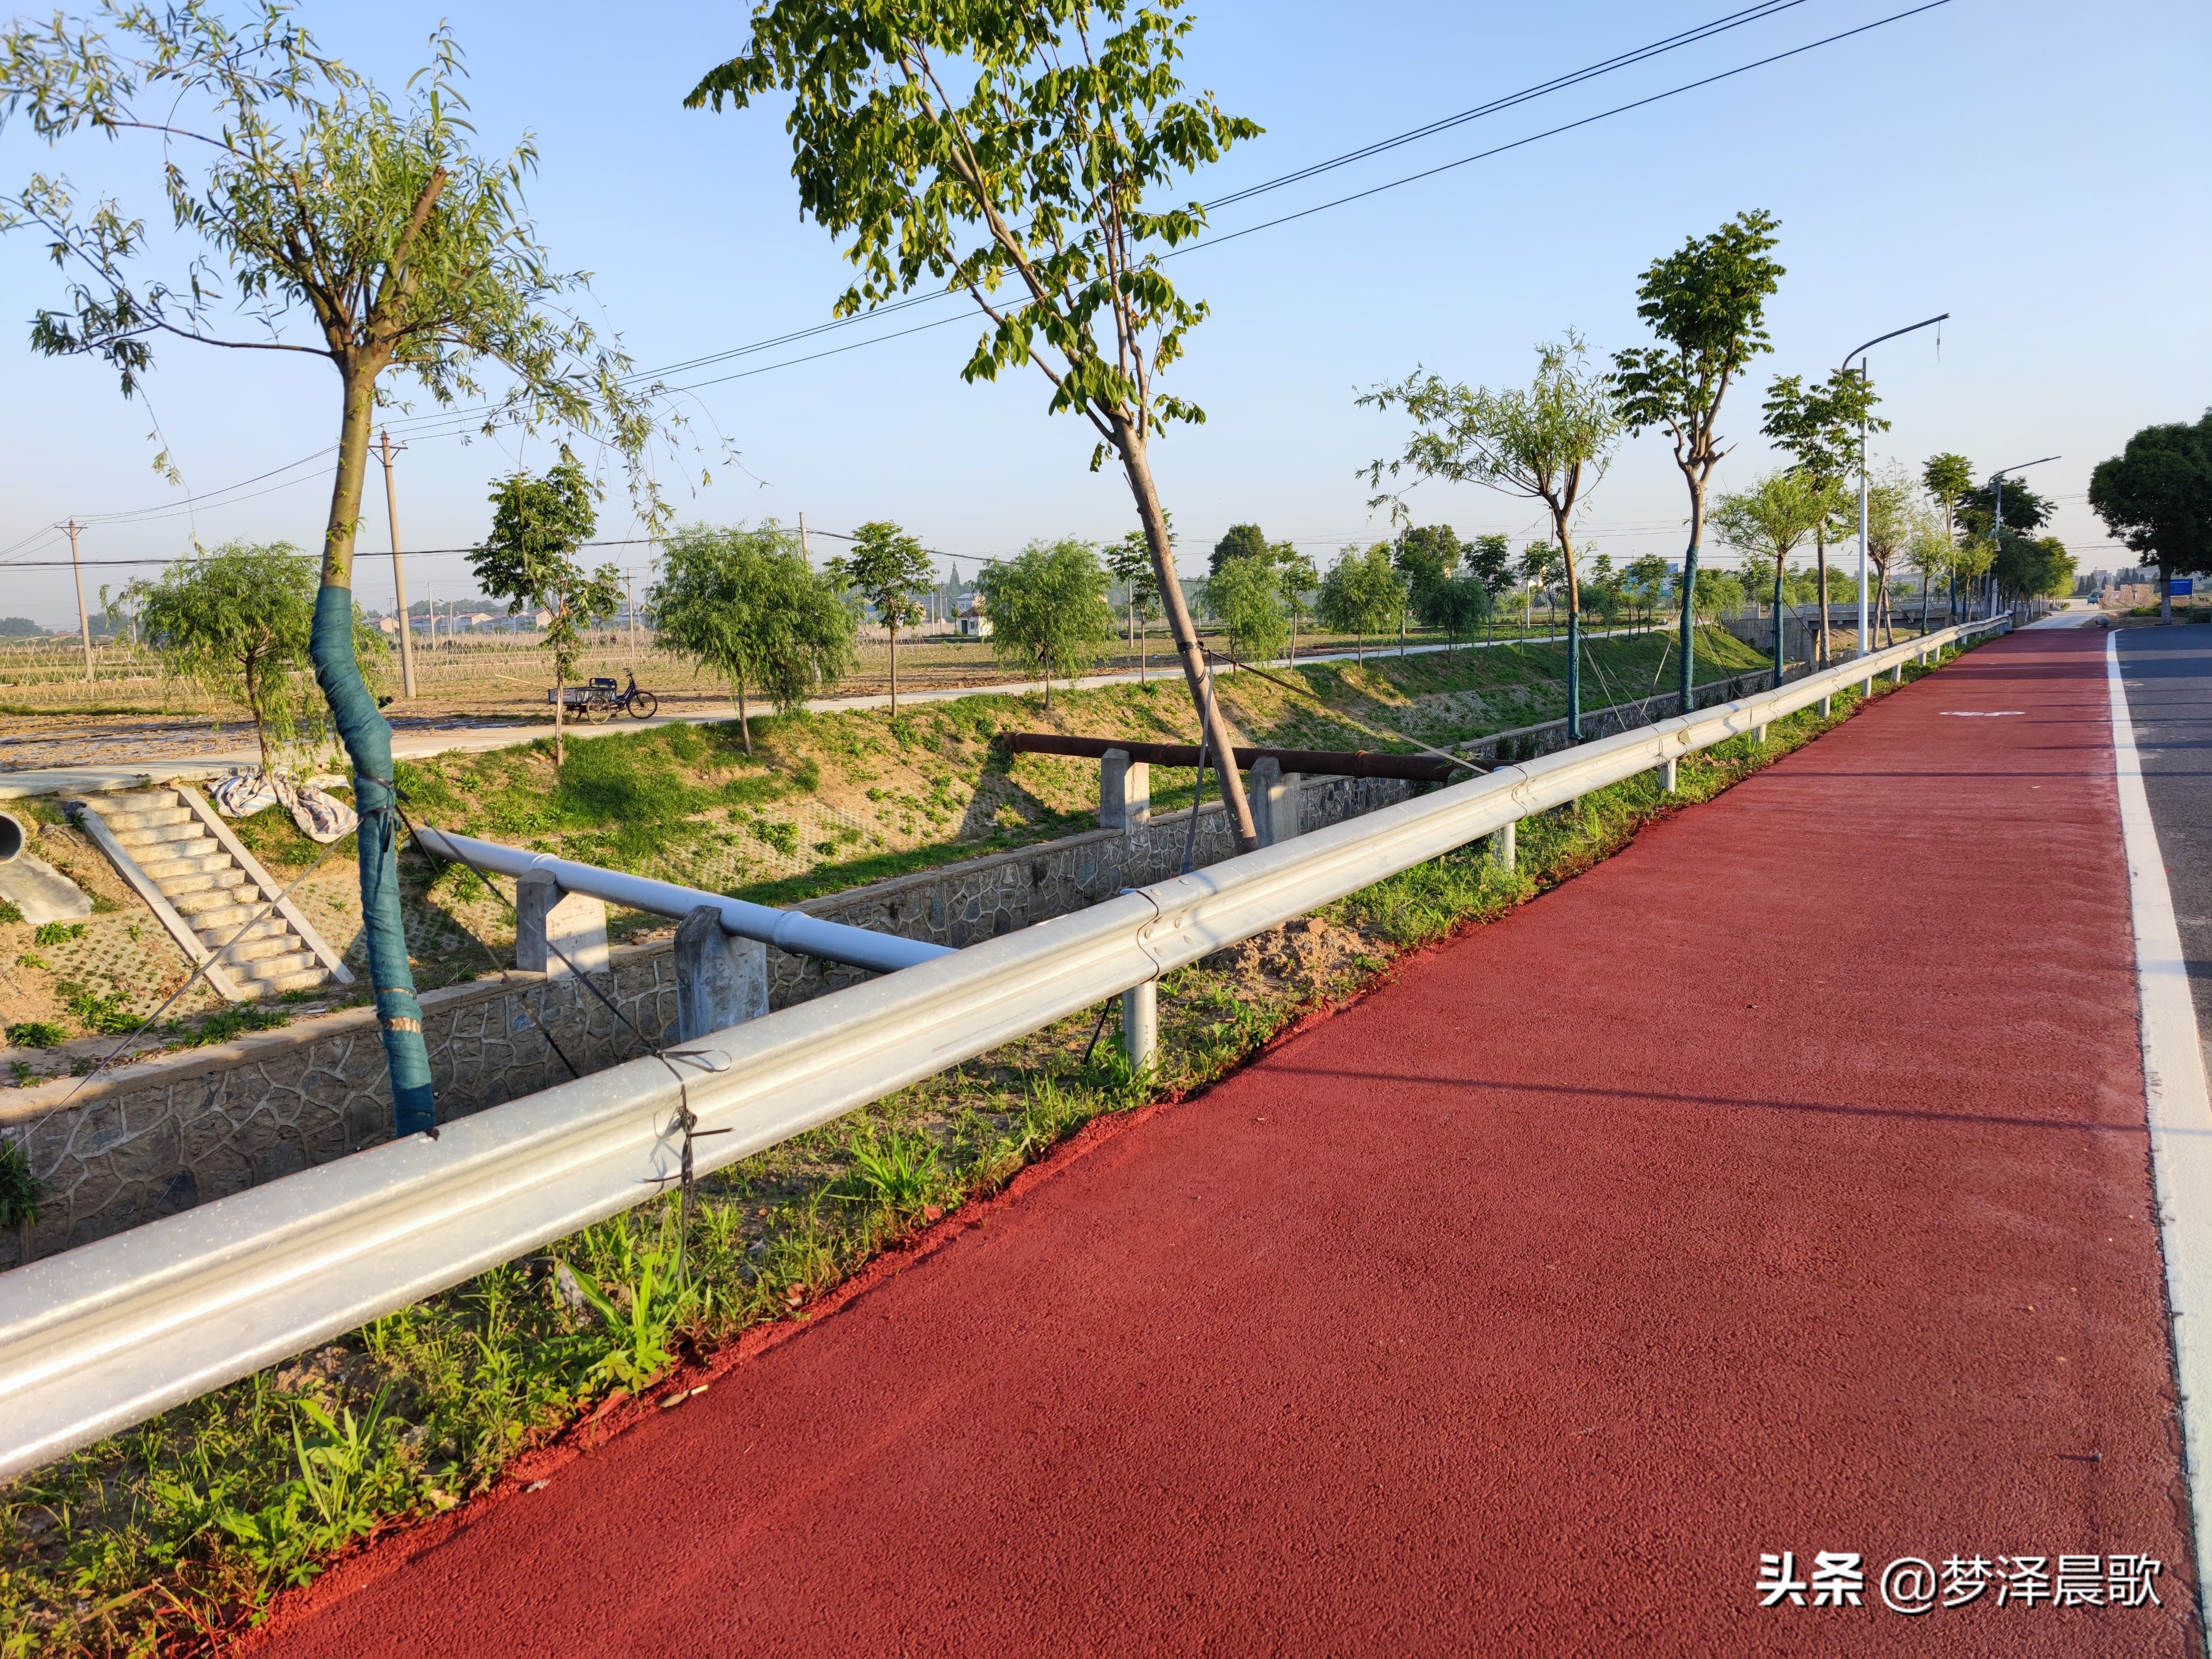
[2109,629,2212,1645]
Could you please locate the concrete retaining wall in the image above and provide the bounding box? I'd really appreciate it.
[1,774,1412,1264]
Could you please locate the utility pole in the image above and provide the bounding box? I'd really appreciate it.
[66,518,93,683]
[377,429,418,698]
[798,511,813,566]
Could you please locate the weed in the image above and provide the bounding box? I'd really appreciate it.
[166,1006,291,1047]
[56,980,138,1035]
[0,1135,44,1228]
[561,1215,699,1394]
[31,922,84,947]
[5,1019,65,1048]
[0,899,22,925]
[838,1128,942,1219]
[12,954,46,971]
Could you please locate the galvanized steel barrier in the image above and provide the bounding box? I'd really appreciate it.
[0,618,2010,1479]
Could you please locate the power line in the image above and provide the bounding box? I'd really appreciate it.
[7,0,1956,555]
[1202,0,1811,210]
[1185,0,1958,256]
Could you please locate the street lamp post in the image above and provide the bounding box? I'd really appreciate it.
[1987,454,2060,621]
[1839,314,1948,657]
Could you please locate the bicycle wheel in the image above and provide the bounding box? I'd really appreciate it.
[581,693,613,724]
[628,690,658,719]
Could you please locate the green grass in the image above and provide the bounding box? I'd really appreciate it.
[0,637,1990,1657]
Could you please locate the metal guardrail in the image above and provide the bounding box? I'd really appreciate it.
[408,828,952,976]
[0,618,2009,1479]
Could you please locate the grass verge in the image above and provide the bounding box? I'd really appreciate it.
[0,643,1962,1656]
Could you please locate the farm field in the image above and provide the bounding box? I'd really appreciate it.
[0,626,1769,1082]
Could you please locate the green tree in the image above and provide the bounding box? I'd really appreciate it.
[1274,546,1319,661]
[1517,538,1564,631]
[2,8,663,1137]
[1624,554,1670,628]
[1466,532,1515,598]
[469,460,621,770]
[1207,554,1287,666]
[1712,469,1839,683]
[1416,574,1489,651]
[1862,470,1907,644]
[2090,414,2212,622]
[1106,528,1162,674]
[652,523,857,753]
[1317,543,1404,664]
[1921,452,1974,622]
[1210,522,1270,576]
[978,538,1115,708]
[690,0,1266,850]
[1364,333,1622,737]
[829,520,934,713]
[1611,209,1785,709]
[120,541,382,774]
[1761,368,1887,666]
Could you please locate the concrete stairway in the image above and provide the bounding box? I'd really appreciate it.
[75,786,354,1000]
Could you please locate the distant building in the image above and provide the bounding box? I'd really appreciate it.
[956,599,992,638]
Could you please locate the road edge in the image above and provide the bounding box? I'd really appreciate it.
[2108,627,2212,1648]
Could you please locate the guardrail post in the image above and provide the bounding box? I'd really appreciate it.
[1820,694,1833,718]
[1099,748,1149,831]
[1659,756,1678,794]
[1752,722,1769,744]
[515,872,608,980]
[1122,980,1157,1069]
[675,904,769,1041]
[1250,756,1302,848]
[1494,819,1516,873]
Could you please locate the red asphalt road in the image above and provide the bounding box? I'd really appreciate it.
[250,628,2198,1657]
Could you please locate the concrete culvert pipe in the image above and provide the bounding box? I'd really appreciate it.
[0,812,22,863]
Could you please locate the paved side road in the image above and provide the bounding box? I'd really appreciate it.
[2118,626,2212,1076]
[245,626,2196,1657]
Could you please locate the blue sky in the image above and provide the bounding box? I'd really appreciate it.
[1,0,2205,626]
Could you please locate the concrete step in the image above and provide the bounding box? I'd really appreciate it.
[242,962,327,996]
[112,819,210,850]
[224,932,305,965]
[157,866,253,899]
[195,915,289,948]
[99,805,198,834]
[169,879,254,916]
[138,848,235,883]
[175,897,259,932]
[85,789,181,813]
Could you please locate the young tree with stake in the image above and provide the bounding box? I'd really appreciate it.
[1,8,665,1137]
[1363,334,1621,738]
[1761,369,1886,667]
[469,460,621,770]
[1106,527,1161,677]
[1611,211,1784,712]
[689,0,1267,850]
[1711,469,1839,686]
[830,521,934,714]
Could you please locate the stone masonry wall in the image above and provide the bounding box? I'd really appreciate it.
[1,774,1413,1263]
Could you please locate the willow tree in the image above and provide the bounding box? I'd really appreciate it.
[1364,334,1620,738]
[1612,211,1785,713]
[688,0,1264,850]
[1,7,661,1136]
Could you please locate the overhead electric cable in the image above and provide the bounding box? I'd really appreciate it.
[1201,0,1811,209]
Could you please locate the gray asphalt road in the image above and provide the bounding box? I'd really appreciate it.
[2118,626,2212,1050]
